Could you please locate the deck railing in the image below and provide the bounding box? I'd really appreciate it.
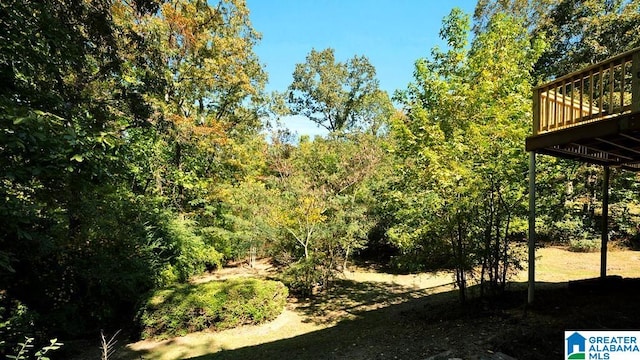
[533,47,640,136]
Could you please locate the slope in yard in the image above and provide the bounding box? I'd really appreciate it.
[119,247,640,360]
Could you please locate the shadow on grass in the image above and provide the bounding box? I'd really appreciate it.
[297,278,455,325]
[125,278,640,360]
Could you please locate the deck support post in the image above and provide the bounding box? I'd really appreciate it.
[632,51,640,113]
[528,152,536,305]
[601,166,610,278]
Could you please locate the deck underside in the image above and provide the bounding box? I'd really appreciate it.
[526,111,640,171]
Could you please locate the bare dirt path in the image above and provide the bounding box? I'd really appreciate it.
[120,247,640,360]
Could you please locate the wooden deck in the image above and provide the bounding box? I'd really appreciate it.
[526,47,640,170]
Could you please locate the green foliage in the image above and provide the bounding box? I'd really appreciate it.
[288,48,393,133]
[265,134,384,294]
[139,279,288,339]
[0,0,156,339]
[474,0,640,80]
[280,259,319,297]
[279,255,335,297]
[389,9,544,301]
[568,238,601,253]
[550,216,587,244]
[0,294,62,360]
[208,178,277,263]
[5,337,62,360]
[536,0,640,78]
[0,296,37,358]
[0,0,267,339]
[157,216,223,285]
[531,161,640,245]
[3,189,176,336]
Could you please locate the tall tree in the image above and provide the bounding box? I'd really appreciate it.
[0,0,167,336]
[287,48,392,133]
[265,134,384,295]
[536,0,640,78]
[113,0,266,210]
[0,0,267,338]
[473,0,555,35]
[473,0,640,79]
[390,8,544,301]
[473,0,640,242]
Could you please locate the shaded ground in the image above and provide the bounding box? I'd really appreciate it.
[106,247,640,360]
[199,281,640,360]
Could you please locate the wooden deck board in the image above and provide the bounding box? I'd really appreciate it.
[529,47,640,163]
[527,48,640,170]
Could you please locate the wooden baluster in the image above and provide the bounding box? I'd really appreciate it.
[553,85,558,129]
[569,79,574,125]
[562,81,567,128]
[609,61,615,115]
[580,75,585,121]
[621,59,626,111]
[589,70,594,119]
[632,51,640,113]
[545,87,550,131]
[599,66,605,117]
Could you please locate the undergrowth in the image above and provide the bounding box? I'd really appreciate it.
[139,278,288,339]
[568,238,600,253]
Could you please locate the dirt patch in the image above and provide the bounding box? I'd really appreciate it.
[190,258,276,283]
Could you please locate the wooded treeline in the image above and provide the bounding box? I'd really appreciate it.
[1,0,639,349]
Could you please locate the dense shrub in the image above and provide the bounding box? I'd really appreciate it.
[549,216,585,244]
[279,257,325,297]
[568,238,601,253]
[4,190,165,338]
[0,294,38,357]
[139,278,288,339]
[155,216,223,285]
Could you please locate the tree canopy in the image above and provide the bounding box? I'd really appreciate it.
[287,48,393,133]
[2,0,640,352]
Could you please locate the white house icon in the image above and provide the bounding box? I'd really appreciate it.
[567,332,586,356]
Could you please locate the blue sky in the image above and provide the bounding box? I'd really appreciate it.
[246,0,478,136]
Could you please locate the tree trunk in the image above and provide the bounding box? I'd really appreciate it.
[175,142,184,209]
[456,217,466,303]
[249,245,256,268]
[500,213,512,292]
[67,170,83,242]
[343,244,350,271]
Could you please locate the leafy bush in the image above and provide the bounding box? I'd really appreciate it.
[279,257,325,297]
[551,216,586,244]
[0,295,63,360]
[5,337,62,360]
[568,238,601,253]
[2,192,225,338]
[156,216,223,285]
[1,189,170,338]
[139,278,288,339]
[1,295,38,358]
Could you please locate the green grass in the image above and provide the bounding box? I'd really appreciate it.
[139,278,288,339]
